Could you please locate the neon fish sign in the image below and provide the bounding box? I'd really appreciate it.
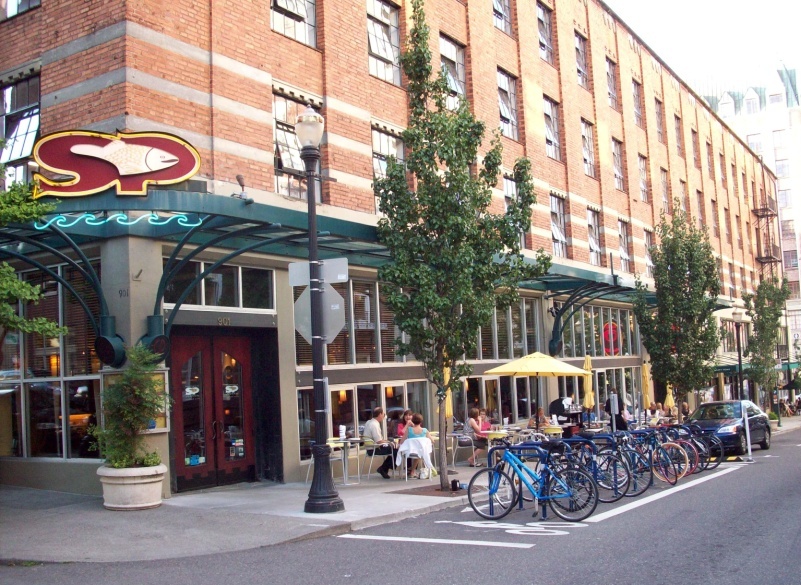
[32,130,201,198]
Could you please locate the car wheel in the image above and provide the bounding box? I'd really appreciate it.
[760,429,771,450]
[736,432,747,456]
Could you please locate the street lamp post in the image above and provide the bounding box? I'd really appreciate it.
[732,309,744,401]
[297,105,345,513]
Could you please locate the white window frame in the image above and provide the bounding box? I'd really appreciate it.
[493,0,512,35]
[497,69,518,140]
[618,220,631,273]
[612,138,625,191]
[644,230,654,278]
[655,99,664,143]
[1,75,41,187]
[543,96,561,161]
[581,119,596,177]
[632,80,643,127]
[638,155,649,202]
[440,35,466,110]
[660,168,670,211]
[606,59,618,109]
[587,209,602,267]
[271,0,317,47]
[575,32,589,89]
[551,195,567,258]
[537,2,554,64]
[367,0,401,85]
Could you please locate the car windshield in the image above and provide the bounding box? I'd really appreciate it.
[691,403,742,420]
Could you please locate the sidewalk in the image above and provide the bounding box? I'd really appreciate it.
[3,417,800,564]
[0,466,476,563]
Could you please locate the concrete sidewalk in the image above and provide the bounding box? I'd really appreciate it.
[3,417,799,564]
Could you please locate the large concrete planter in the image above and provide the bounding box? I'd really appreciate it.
[97,464,167,510]
[769,419,779,433]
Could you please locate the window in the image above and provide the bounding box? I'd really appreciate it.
[776,159,790,178]
[769,93,784,107]
[367,0,401,85]
[271,0,316,46]
[612,139,625,191]
[724,207,731,243]
[745,96,759,114]
[587,209,602,266]
[497,69,518,140]
[784,250,799,269]
[632,80,643,127]
[779,189,791,208]
[773,129,787,150]
[493,0,512,35]
[731,164,738,197]
[711,199,719,237]
[660,168,670,212]
[741,268,748,295]
[1,75,40,189]
[706,141,714,179]
[372,128,404,212]
[575,32,589,89]
[719,153,727,189]
[440,35,466,110]
[543,96,561,161]
[581,119,596,177]
[747,133,762,154]
[742,172,747,200]
[3,0,39,20]
[537,2,554,64]
[164,260,275,309]
[606,59,618,109]
[645,230,654,278]
[618,220,631,272]
[550,195,567,258]
[679,180,687,212]
[719,96,734,118]
[691,130,700,168]
[273,95,314,199]
[736,215,742,247]
[638,155,649,201]
[728,263,736,297]
[696,191,705,228]
[781,219,795,236]
[655,99,665,143]
[504,177,525,248]
[674,115,683,157]
[790,281,801,299]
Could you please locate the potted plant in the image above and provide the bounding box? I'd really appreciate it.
[768,410,779,432]
[90,344,171,510]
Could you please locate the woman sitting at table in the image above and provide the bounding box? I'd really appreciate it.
[402,412,431,478]
[479,408,491,432]
[528,407,549,429]
[396,410,413,442]
[465,407,488,467]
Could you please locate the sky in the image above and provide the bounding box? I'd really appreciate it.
[603,0,799,95]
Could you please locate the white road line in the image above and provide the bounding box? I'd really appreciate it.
[585,466,742,523]
[338,534,534,548]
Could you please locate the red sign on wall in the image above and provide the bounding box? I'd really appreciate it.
[32,130,201,198]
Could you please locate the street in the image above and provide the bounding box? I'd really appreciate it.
[3,431,800,585]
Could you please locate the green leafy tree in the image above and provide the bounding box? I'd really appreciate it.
[0,178,65,345]
[376,0,550,488]
[632,202,720,408]
[743,276,790,405]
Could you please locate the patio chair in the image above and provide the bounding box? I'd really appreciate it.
[451,433,475,467]
[305,440,346,484]
[361,438,396,481]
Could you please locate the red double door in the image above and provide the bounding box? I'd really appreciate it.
[171,334,255,491]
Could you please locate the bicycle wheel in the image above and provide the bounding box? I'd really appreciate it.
[547,467,598,522]
[691,437,710,472]
[677,439,700,474]
[594,453,630,503]
[705,435,724,470]
[651,446,678,485]
[662,442,690,479]
[620,448,653,497]
[467,468,518,520]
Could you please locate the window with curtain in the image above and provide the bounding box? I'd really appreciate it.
[543,96,561,161]
[271,0,317,47]
[551,195,567,257]
[497,69,518,140]
[537,2,554,64]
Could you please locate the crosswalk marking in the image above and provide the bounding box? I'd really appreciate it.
[338,534,534,548]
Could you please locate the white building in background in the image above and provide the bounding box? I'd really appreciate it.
[706,68,801,365]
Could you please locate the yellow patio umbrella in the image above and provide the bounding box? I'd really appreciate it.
[582,355,595,409]
[664,383,675,411]
[443,366,453,420]
[641,363,652,411]
[485,352,587,377]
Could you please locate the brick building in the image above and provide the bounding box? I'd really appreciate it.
[0,0,780,495]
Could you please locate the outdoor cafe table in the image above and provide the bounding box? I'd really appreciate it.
[328,437,362,485]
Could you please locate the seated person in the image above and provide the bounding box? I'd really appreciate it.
[465,407,488,466]
[362,407,396,479]
[402,412,431,477]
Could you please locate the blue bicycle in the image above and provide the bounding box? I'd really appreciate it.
[467,440,599,522]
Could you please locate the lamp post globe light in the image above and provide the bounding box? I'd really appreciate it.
[297,105,345,513]
[732,309,744,401]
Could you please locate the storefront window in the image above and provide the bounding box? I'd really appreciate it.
[497,305,510,360]
[453,380,467,425]
[63,264,101,376]
[65,379,100,458]
[241,267,274,309]
[326,282,351,365]
[24,272,60,378]
[620,310,630,355]
[407,380,430,426]
[0,382,22,456]
[379,286,400,362]
[499,376,513,422]
[356,383,379,433]
[384,384,404,437]
[331,387,355,437]
[480,312,494,360]
[163,260,200,305]
[353,281,378,364]
[485,378,499,421]
[182,351,206,465]
[515,377,529,421]
[297,388,315,460]
[204,265,237,307]
[511,301,524,358]
[524,299,540,354]
[27,381,62,457]
[583,306,594,355]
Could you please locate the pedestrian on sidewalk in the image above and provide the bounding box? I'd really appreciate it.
[363,407,396,479]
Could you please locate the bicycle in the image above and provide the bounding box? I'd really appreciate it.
[630,429,681,485]
[467,439,599,522]
[594,432,653,498]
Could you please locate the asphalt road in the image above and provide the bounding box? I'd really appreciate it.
[3,432,799,585]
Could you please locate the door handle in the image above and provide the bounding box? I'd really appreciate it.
[211,420,218,441]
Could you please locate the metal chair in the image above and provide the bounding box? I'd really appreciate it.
[305,440,346,483]
[361,438,396,481]
[451,433,475,467]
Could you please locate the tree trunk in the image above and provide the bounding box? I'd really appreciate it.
[438,399,448,491]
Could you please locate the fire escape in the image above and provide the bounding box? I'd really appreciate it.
[753,186,781,280]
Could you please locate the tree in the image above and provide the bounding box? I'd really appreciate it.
[375,0,550,489]
[632,202,720,408]
[743,276,790,406]
[0,178,65,345]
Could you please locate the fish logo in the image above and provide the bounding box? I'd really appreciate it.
[33,130,201,198]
